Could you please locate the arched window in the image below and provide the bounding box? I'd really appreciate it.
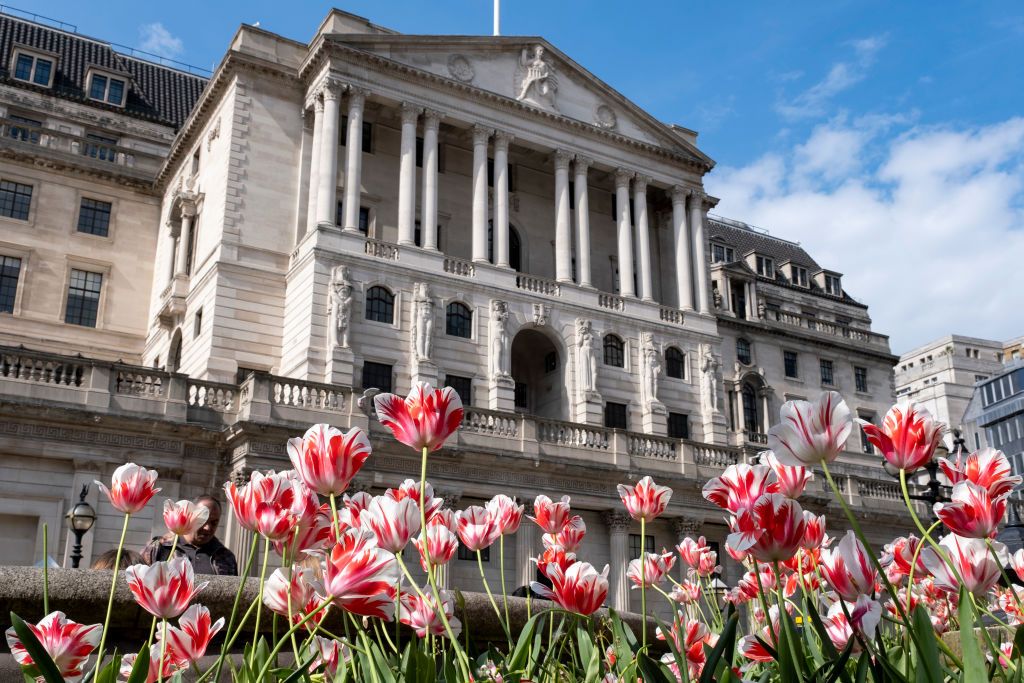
[603,334,625,367]
[665,347,686,379]
[488,222,522,272]
[365,286,394,324]
[446,302,472,338]
[736,338,752,365]
[742,383,759,433]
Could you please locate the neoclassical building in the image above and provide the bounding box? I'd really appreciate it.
[0,8,904,611]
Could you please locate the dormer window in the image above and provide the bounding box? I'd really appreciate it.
[86,70,127,106]
[711,243,734,263]
[756,255,774,278]
[825,274,842,296]
[11,48,56,88]
[790,265,808,287]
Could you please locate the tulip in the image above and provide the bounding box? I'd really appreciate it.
[263,567,322,625]
[728,493,806,563]
[656,618,714,679]
[738,606,784,662]
[626,551,676,588]
[321,527,400,619]
[820,530,879,601]
[256,499,298,542]
[759,449,812,499]
[529,494,573,534]
[96,462,160,514]
[617,476,673,522]
[386,478,444,522]
[360,495,421,554]
[1011,548,1024,583]
[224,470,293,532]
[399,591,462,639]
[287,423,372,496]
[535,547,576,579]
[702,464,779,514]
[802,511,827,550]
[767,391,854,466]
[310,636,349,677]
[457,505,500,552]
[939,447,1022,499]
[677,536,711,568]
[160,604,224,665]
[822,594,881,651]
[670,581,702,604]
[273,482,333,559]
[339,490,372,529]
[121,644,186,683]
[162,499,210,537]
[413,523,459,570]
[883,535,927,584]
[922,533,1008,598]
[532,561,609,616]
[5,611,100,683]
[486,494,524,535]
[859,403,944,473]
[125,557,207,619]
[934,480,1007,539]
[374,382,464,452]
[542,515,586,553]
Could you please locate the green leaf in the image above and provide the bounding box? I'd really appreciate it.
[93,650,121,683]
[584,638,602,683]
[281,652,319,683]
[9,612,66,683]
[635,650,674,683]
[507,611,543,674]
[821,642,854,683]
[609,609,638,676]
[700,607,738,683]
[775,614,800,683]
[855,652,869,683]
[368,638,397,683]
[911,604,943,683]
[958,588,987,682]
[124,644,150,683]
[576,622,595,672]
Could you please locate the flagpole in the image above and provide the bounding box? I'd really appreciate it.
[493,0,500,36]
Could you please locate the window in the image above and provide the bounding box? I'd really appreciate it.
[365,286,395,323]
[784,351,799,379]
[8,114,41,144]
[604,402,628,429]
[736,338,752,365]
[444,375,472,407]
[668,412,690,439]
[544,351,558,374]
[854,366,868,393]
[742,384,759,433]
[665,347,686,379]
[12,51,54,87]
[0,181,32,220]
[0,256,22,313]
[84,133,118,163]
[87,73,126,106]
[859,412,876,454]
[361,361,393,393]
[458,543,489,562]
[756,255,774,278]
[76,198,112,237]
[603,334,625,367]
[711,243,734,263]
[65,269,103,327]
[191,149,201,175]
[820,359,834,386]
[487,223,522,271]
[336,203,371,233]
[790,265,808,287]
[340,117,373,153]
[514,383,529,409]
[629,534,654,559]
[193,308,203,338]
[445,302,472,338]
[825,275,842,296]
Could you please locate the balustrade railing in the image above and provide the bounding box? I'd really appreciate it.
[516,274,561,297]
[272,379,347,412]
[461,407,519,438]
[764,308,888,347]
[443,256,476,278]
[537,419,610,450]
[187,381,236,412]
[115,370,165,397]
[1,352,86,387]
[628,434,678,460]
[691,443,741,467]
[0,117,163,174]
[856,478,902,501]
[659,307,684,324]
[364,239,399,261]
[598,293,624,311]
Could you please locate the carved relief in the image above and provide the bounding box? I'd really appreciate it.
[700,343,721,414]
[328,266,353,349]
[514,45,557,110]
[639,332,661,408]
[206,117,221,151]
[594,104,617,130]
[575,319,598,399]
[532,303,550,327]
[411,282,435,363]
[490,300,511,380]
[447,54,475,83]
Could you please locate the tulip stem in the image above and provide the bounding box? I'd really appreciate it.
[211,531,259,683]
[253,597,335,683]
[252,536,271,650]
[329,493,342,544]
[640,516,647,651]
[41,523,48,617]
[477,548,511,646]
[899,469,969,588]
[500,534,511,640]
[93,511,130,678]
[158,618,168,683]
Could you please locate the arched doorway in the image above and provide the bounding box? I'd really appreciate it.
[510,328,566,419]
[168,329,183,373]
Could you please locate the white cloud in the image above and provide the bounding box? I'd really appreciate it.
[707,117,1024,354]
[138,23,183,60]
[775,34,887,120]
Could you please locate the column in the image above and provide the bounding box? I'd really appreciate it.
[342,88,368,232]
[573,156,593,287]
[671,186,694,310]
[493,131,512,267]
[633,175,653,301]
[604,510,631,611]
[315,80,343,226]
[553,150,573,282]
[614,169,635,297]
[305,95,324,234]
[471,125,492,263]
[397,103,421,245]
[690,191,711,313]
[515,503,537,589]
[421,110,442,250]
[174,209,195,277]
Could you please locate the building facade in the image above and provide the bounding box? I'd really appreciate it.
[962,361,1024,489]
[0,8,907,611]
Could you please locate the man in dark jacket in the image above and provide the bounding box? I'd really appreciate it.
[140,495,237,575]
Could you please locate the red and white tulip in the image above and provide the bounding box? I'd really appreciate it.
[859,403,944,473]
[413,523,459,570]
[457,505,500,552]
[728,493,806,563]
[759,449,812,499]
[125,557,207,619]
[263,566,322,625]
[820,530,879,601]
[399,590,462,639]
[5,611,100,683]
[96,463,160,515]
[767,391,854,466]
[532,561,609,616]
[287,423,372,496]
[360,495,421,554]
[529,494,573,534]
[922,533,1008,598]
[703,464,779,514]
[542,515,586,553]
[321,528,400,620]
[159,604,224,665]
[386,478,445,523]
[486,494,524,535]
[626,551,676,588]
[939,447,1022,498]
[934,480,1007,538]
[162,499,210,537]
[224,470,293,533]
[374,382,464,452]
[617,476,672,522]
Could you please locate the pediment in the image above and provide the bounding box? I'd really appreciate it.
[330,35,711,167]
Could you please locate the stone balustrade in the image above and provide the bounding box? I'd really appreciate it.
[462,406,519,438]
[515,273,561,297]
[628,433,678,460]
[442,255,476,277]
[364,238,399,261]
[598,292,625,311]
[763,308,889,348]
[659,306,684,325]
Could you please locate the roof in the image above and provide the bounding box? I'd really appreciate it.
[0,13,207,129]
[706,215,820,269]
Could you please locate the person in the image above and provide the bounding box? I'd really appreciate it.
[140,495,237,575]
[91,548,142,570]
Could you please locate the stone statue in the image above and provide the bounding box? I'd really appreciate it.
[490,300,511,380]
[700,343,720,414]
[411,282,434,361]
[328,265,353,349]
[639,332,661,407]
[757,297,767,320]
[576,319,598,398]
[515,45,557,109]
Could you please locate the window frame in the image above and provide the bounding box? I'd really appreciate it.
[790,265,809,288]
[854,366,869,393]
[364,285,396,325]
[444,374,473,407]
[783,350,800,379]
[819,358,835,386]
[825,274,842,296]
[603,334,625,368]
[85,68,128,107]
[628,533,655,560]
[604,401,628,429]
[665,346,686,380]
[8,113,43,144]
[360,361,394,393]
[711,243,735,264]
[445,301,473,339]
[11,48,57,88]
[736,338,752,365]
[0,179,34,222]
[0,254,24,315]
[63,265,106,328]
[755,255,775,278]
[75,197,114,238]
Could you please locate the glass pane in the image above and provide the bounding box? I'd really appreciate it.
[107,79,125,105]
[33,59,52,85]
[89,75,107,100]
[14,54,33,80]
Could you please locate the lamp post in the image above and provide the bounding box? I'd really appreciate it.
[66,484,97,568]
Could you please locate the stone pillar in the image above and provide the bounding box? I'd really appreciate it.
[573,156,593,288]
[554,150,573,282]
[397,103,421,245]
[471,125,492,263]
[342,88,367,232]
[604,510,632,611]
[315,80,344,227]
[174,210,194,276]
[633,175,653,301]
[421,110,442,251]
[614,169,635,297]
[671,186,694,311]
[493,131,512,267]
[305,95,324,234]
[690,191,711,314]
[515,504,537,589]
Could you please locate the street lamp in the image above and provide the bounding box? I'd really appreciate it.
[66,484,96,569]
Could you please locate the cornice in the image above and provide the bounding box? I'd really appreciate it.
[0,146,159,193]
[715,315,898,364]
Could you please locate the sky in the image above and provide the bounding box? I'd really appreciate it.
[27,0,1024,354]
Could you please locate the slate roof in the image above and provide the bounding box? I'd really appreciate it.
[706,216,821,270]
[0,13,207,129]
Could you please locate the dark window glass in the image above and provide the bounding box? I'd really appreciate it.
[446,302,472,338]
[487,223,522,271]
[194,308,203,338]
[0,256,22,313]
[665,347,685,379]
[107,78,125,105]
[89,74,107,100]
[415,136,423,168]
[604,402,628,429]
[8,115,41,144]
[855,366,868,393]
[736,338,752,365]
[65,269,102,327]
[458,543,489,561]
[84,133,117,162]
[820,359,834,385]
[14,54,33,81]
[859,413,875,453]
[415,220,422,247]
[361,361,393,393]
[603,335,624,367]
[33,58,52,86]
[514,382,528,409]
[784,351,799,379]
[668,412,690,439]
[335,203,370,233]
[77,198,112,236]
[365,286,394,323]
[445,375,472,407]
[339,118,372,152]
[628,534,654,559]
[0,181,33,220]
[742,384,759,433]
[544,351,558,373]
[487,158,494,188]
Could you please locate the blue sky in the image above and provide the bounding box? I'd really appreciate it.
[27,1,1024,353]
